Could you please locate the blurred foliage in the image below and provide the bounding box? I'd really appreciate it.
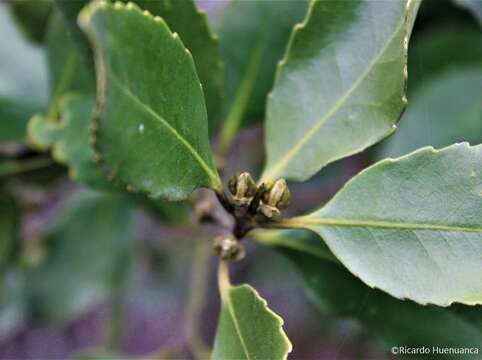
[23,191,135,325]
[9,0,53,43]
[0,3,48,143]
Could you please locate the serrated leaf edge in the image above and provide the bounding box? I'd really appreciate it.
[78,1,222,200]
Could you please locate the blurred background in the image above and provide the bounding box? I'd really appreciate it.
[0,0,481,359]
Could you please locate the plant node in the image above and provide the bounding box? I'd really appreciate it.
[213,235,245,261]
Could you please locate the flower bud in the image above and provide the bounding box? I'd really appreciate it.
[262,179,291,209]
[228,172,257,207]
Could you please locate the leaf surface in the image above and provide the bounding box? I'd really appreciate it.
[262,0,420,183]
[129,0,223,129]
[283,143,482,306]
[256,229,482,355]
[79,1,221,200]
[212,266,291,360]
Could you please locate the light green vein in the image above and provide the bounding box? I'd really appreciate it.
[283,217,482,233]
[225,289,252,360]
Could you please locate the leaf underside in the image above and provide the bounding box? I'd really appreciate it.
[289,143,482,306]
[259,229,482,355]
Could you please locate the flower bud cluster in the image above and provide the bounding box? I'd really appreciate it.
[228,172,291,219]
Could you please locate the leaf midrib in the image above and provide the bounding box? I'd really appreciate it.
[108,71,219,187]
[286,217,482,232]
[262,5,407,183]
[225,290,252,360]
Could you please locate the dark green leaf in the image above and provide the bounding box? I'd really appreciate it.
[24,191,136,324]
[54,0,95,77]
[129,0,223,130]
[0,3,48,142]
[216,0,308,148]
[212,266,291,360]
[283,143,482,306]
[79,1,221,200]
[380,27,482,158]
[46,9,94,115]
[261,0,420,183]
[0,195,19,271]
[256,229,482,356]
[9,0,52,43]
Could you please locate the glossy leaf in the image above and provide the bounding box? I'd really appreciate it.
[380,28,482,158]
[0,3,48,142]
[261,0,421,183]
[129,0,223,128]
[212,265,291,360]
[79,1,221,200]
[216,0,308,141]
[24,191,135,324]
[256,229,482,354]
[283,143,482,306]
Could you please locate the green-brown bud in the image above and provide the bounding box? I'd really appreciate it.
[262,179,291,209]
[228,172,257,206]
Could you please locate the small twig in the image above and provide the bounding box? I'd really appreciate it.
[0,157,54,178]
[185,241,211,360]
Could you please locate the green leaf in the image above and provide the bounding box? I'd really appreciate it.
[212,265,292,360]
[9,0,52,44]
[407,27,482,88]
[261,0,421,183]
[282,143,482,306]
[381,69,482,158]
[216,0,308,151]
[46,9,94,115]
[54,0,95,77]
[29,94,111,189]
[0,3,48,142]
[380,28,482,158]
[24,191,136,324]
[79,1,221,200]
[256,229,482,355]
[128,0,223,130]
